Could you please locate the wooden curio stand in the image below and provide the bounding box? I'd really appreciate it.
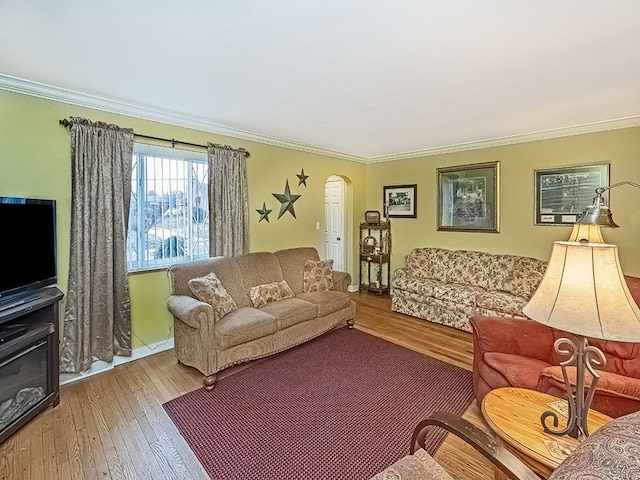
[359,221,391,297]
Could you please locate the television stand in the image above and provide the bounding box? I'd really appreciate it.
[0,287,58,315]
[0,297,27,313]
[0,286,63,445]
[0,324,28,343]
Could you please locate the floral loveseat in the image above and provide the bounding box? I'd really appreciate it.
[167,247,356,389]
[391,248,547,332]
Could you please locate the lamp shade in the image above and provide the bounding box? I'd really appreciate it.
[567,224,604,243]
[523,242,640,342]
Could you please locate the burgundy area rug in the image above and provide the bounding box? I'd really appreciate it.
[163,328,474,480]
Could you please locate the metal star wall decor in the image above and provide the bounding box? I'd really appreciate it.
[297,168,309,187]
[272,180,301,219]
[256,202,272,223]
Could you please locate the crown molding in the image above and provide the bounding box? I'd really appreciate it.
[2,74,638,165]
[367,116,640,163]
[0,74,368,163]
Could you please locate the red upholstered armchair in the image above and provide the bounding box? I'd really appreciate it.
[471,275,640,419]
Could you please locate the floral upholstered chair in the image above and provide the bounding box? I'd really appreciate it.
[371,410,640,480]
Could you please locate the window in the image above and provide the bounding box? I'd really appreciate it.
[126,144,209,272]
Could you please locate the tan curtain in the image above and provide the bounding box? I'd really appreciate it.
[208,143,250,257]
[60,118,134,373]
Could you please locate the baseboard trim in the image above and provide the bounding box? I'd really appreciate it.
[59,338,174,386]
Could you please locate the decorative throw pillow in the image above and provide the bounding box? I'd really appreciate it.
[188,272,238,319]
[303,259,334,293]
[249,280,295,308]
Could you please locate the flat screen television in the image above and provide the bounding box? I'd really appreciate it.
[0,197,57,308]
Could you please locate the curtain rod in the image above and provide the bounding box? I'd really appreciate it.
[58,119,250,157]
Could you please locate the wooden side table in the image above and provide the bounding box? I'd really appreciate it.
[482,387,611,479]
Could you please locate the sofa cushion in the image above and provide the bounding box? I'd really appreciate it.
[169,255,247,305]
[502,256,547,299]
[303,259,334,292]
[297,291,351,317]
[393,289,476,315]
[207,256,250,308]
[215,307,277,350]
[574,338,640,378]
[391,275,439,297]
[449,250,497,290]
[392,290,476,332]
[540,366,640,403]
[433,283,484,307]
[369,448,451,480]
[475,291,527,317]
[259,297,318,330]
[274,247,321,295]
[235,251,284,294]
[405,248,452,282]
[485,255,519,292]
[249,280,295,308]
[484,352,550,391]
[188,272,238,319]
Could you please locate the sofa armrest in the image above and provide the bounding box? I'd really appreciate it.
[470,315,555,361]
[393,267,408,281]
[167,294,214,329]
[331,270,352,292]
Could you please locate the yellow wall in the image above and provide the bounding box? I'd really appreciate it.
[366,127,640,276]
[3,87,639,351]
[0,90,367,348]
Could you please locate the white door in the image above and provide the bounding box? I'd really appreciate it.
[324,176,345,271]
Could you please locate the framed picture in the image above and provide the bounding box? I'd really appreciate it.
[534,164,609,225]
[437,161,499,232]
[364,210,381,225]
[383,184,417,218]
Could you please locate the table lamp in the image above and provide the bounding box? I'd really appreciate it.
[566,223,604,243]
[522,241,640,438]
[576,180,640,227]
[567,181,640,242]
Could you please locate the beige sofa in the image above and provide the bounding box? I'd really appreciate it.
[167,247,356,388]
[391,248,546,333]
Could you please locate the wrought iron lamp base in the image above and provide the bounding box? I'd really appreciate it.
[539,336,606,439]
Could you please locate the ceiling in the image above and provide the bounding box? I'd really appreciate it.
[1,1,639,161]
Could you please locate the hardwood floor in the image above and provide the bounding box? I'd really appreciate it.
[353,293,494,480]
[0,292,495,480]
